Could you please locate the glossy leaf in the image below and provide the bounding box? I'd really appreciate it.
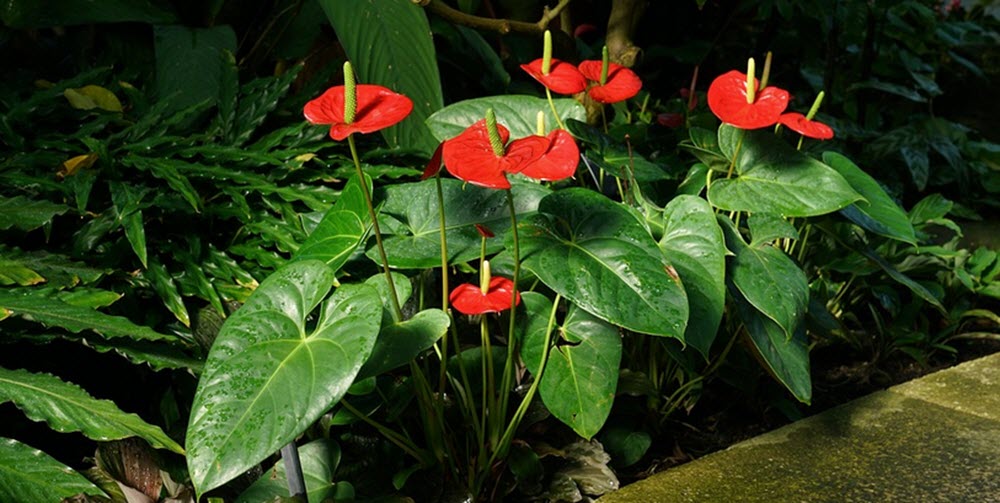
[144,260,190,327]
[373,178,549,268]
[748,213,799,246]
[658,196,725,357]
[0,196,68,231]
[680,127,728,173]
[522,296,621,439]
[518,189,688,339]
[110,181,148,268]
[0,246,59,287]
[0,367,183,453]
[731,287,812,403]
[710,125,860,216]
[721,217,808,340]
[565,119,669,181]
[186,261,382,495]
[237,439,349,503]
[0,288,176,342]
[823,152,917,244]
[293,175,372,271]
[357,308,450,380]
[319,0,442,153]
[123,156,201,212]
[427,95,585,143]
[856,245,946,313]
[0,437,106,502]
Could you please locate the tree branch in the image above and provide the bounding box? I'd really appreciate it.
[605,0,645,67]
[414,0,572,35]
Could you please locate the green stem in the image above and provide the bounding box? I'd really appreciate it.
[545,87,568,130]
[341,399,428,464]
[435,172,451,395]
[495,189,521,452]
[725,129,746,179]
[491,293,561,466]
[349,134,403,322]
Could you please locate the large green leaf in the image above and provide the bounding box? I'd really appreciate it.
[237,439,352,503]
[319,0,442,153]
[0,289,176,342]
[153,25,237,115]
[357,308,449,380]
[186,261,382,495]
[720,217,808,340]
[0,437,106,502]
[709,125,861,216]
[0,0,176,27]
[373,178,550,268]
[293,175,372,271]
[0,368,183,453]
[518,189,688,339]
[427,95,586,142]
[658,196,726,357]
[823,152,917,244]
[521,295,621,439]
[0,196,68,231]
[732,286,812,403]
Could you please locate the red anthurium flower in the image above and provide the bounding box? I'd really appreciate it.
[707,70,789,129]
[518,129,579,182]
[421,142,445,180]
[657,113,684,128]
[578,60,642,104]
[521,59,587,95]
[304,84,413,141]
[450,277,521,315]
[779,112,834,140]
[442,119,550,190]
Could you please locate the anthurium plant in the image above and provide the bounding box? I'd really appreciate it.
[2,1,998,502]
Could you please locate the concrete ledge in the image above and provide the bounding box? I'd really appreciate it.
[599,352,1000,502]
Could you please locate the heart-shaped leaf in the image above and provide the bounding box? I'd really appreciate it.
[659,196,726,357]
[518,189,688,339]
[731,287,812,404]
[237,439,352,503]
[709,125,861,216]
[521,295,621,439]
[720,216,808,340]
[357,308,450,380]
[373,178,549,268]
[748,212,799,246]
[823,152,917,244]
[293,174,372,271]
[186,261,382,495]
[427,95,585,142]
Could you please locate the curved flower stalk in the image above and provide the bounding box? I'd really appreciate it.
[303,61,413,321]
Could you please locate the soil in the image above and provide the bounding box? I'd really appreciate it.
[617,338,1000,485]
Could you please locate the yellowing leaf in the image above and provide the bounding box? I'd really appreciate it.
[294,153,317,163]
[64,85,123,112]
[60,153,99,178]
